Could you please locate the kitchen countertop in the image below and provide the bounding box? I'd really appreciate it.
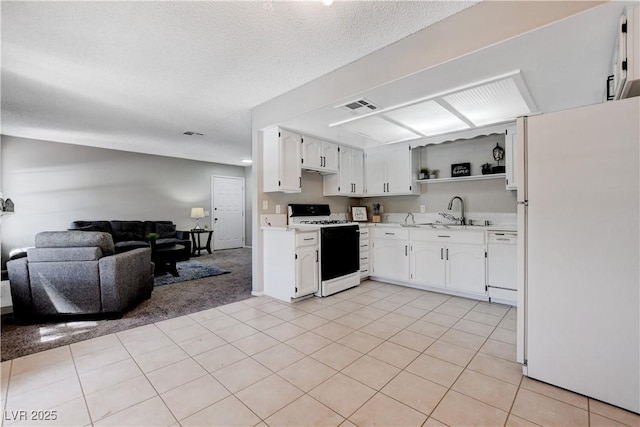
[362,222,517,232]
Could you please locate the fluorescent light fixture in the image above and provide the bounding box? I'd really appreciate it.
[339,115,420,144]
[329,71,536,142]
[443,78,531,126]
[241,159,253,164]
[383,101,469,137]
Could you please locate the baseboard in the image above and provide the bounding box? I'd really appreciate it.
[251,291,264,296]
[244,245,252,249]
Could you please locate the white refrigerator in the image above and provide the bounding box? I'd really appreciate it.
[516,97,640,413]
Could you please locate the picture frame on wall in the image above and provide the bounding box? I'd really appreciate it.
[351,206,368,222]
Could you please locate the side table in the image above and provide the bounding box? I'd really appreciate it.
[190,229,213,256]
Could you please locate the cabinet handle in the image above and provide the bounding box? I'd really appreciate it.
[437,235,451,238]
[299,177,302,188]
[446,248,449,260]
[303,238,314,241]
[322,156,325,167]
[405,245,408,256]
[384,232,395,235]
[316,249,319,262]
[441,248,443,260]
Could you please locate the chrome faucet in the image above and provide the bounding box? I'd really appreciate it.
[447,196,465,225]
[404,212,415,226]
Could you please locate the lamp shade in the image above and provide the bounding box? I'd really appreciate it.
[190,207,205,219]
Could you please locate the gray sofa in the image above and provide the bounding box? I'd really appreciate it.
[6,231,154,322]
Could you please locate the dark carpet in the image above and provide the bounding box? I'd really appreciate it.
[154,261,229,287]
[0,248,252,361]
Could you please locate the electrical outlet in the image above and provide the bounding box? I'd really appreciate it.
[420,205,426,213]
[275,205,281,214]
[262,200,268,210]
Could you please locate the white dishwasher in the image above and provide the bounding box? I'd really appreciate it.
[487,231,517,306]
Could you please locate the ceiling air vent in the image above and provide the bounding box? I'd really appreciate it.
[337,98,379,114]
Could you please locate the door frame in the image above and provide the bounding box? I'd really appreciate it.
[211,175,246,250]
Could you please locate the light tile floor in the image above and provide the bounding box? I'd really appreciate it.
[1,280,639,427]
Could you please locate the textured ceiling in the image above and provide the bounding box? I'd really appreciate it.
[1,1,477,166]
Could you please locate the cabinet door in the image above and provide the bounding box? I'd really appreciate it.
[338,147,353,194]
[296,245,318,297]
[372,238,409,282]
[280,130,302,192]
[410,241,445,288]
[365,149,387,195]
[351,149,364,194]
[386,145,412,194]
[302,137,323,170]
[322,141,339,173]
[446,244,486,295]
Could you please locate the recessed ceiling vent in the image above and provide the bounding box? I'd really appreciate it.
[182,131,204,136]
[337,98,379,114]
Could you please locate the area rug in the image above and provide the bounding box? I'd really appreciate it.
[154,260,230,286]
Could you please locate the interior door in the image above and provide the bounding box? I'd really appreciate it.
[212,176,245,250]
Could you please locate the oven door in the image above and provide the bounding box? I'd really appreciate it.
[320,225,360,281]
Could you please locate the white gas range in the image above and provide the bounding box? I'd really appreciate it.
[288,204,360,296]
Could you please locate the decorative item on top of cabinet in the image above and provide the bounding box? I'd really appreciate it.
[262,127,302,193]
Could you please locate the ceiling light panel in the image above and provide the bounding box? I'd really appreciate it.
[383,100,469,137]
[338,115,420,143]
[443,78,531,126]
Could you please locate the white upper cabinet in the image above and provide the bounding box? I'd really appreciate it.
[364,144,419,196]
[302,137,338,174]
[263,127,302,193]
[324,146,364,196]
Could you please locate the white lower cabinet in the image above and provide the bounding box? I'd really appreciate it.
[263,228,318,302]
[410,229,486,296]
[371,228,410,282]
[295,244,319,297]
[446,245,486,294]
[371,227,487,299]
[410,241,445,286]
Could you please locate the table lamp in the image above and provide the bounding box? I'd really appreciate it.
[190,207,205,229]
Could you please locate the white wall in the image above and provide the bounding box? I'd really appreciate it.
[1,135,248,265]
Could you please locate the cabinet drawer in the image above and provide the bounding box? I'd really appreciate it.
[359,242,370,251]
[359,228,370,239]
[360,254,369,264]
[411,229,485,245]
[372,228,410,240]
[296,232,318,247]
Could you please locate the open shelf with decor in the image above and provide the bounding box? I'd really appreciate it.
[417,173,506,184]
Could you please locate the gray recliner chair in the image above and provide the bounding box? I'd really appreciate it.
[7,231,154,322]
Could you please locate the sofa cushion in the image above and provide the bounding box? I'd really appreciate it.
[155,223,177,238]
[114,241,150,252]
[110,221,146,242]
[69,221,112,234]
[27,247,103,263]
[35,231,115,255]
